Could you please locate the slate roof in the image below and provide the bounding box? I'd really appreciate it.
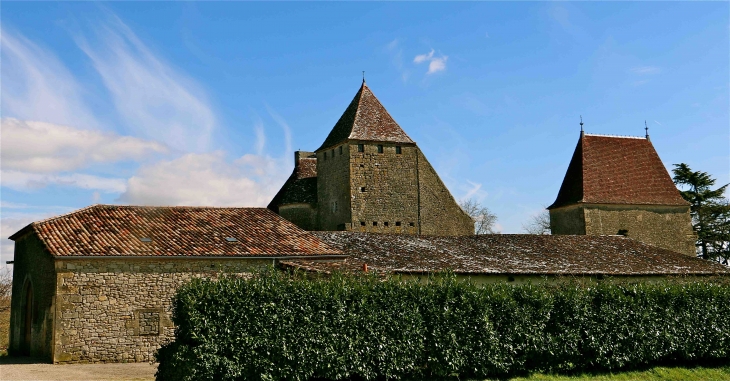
[281,232,729,276]
[316,81,415,151]
[548,134,688,209]
[9,205,343,257]
[267,156,318,212]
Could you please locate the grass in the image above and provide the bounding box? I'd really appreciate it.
[495,366,730,381]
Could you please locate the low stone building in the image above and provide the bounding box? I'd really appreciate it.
[282,232,730,282]
[268,80,474,236]
[548,131,696,255]
[7,205,343,363]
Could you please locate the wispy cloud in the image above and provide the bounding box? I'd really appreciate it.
[1,118,167,173]
[265,104,293,155]
[654,120,662,126]
[385,39,409,82]
[75,16,216,153]
[414,49,448,75]
[118,151,288,207]
[631,66,661,75]
[1,170,126,193]
[0,29,100,130]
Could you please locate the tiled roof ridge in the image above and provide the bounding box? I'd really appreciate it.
[585,133,648,140]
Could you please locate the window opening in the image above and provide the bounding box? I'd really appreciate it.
[396,146,402,154]
[339,146,343,155]
[409,222,415,227]
[225,237,238,242]
[360,187,366,192]
[358,144,364,152]
[377,145,383,153]
[324,152,327,160]
[331,149,335,158]
[140,237,152,242]
[396,222,401,227]
[384,222,389,227]
[373,221,378,226]
[360,221,365,226]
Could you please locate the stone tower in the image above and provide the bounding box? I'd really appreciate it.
[548,131,696,255]
[268,81,474,236]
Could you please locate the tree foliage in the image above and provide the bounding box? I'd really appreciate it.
[672,163,730,263]
[459,198,498,234]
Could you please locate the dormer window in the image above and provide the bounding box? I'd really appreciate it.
[377,145,383,153]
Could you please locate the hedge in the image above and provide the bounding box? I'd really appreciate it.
[155,270,730,381]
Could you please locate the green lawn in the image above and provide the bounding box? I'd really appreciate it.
[494,366,730,381]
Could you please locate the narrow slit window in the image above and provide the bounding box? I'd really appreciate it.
[331,149,335,158]
[339,146,343,155]
[324,152,327,160]
[396,146,402,154]
[358,144,364,152]
[373,221,378,226]
[377,145,383,153]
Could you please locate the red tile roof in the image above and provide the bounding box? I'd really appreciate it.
[9,205,343,257]
[317,81,415,151]
[281,232,729,276]
[548,134,688,209]
[267,155,318,212]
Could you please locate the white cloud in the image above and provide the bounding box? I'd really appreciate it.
[385,39,410,83]
[1,118,167,173]
[414,49,448,75]
[0,29,100,130]
[118,151,289,207]
[1,170,126,193]
[75,16,216,153]
[631,66,661,75]
[413,49,434,64]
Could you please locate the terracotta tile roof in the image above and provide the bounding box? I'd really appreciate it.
[267,156,317,212]
[548,134,688,209]
[9,205,343,257]
[281,232,729,276]
[316,81,415,151]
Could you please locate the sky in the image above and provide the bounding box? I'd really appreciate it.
[1,2,728,265]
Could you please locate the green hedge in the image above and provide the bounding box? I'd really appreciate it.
[155,270,730,381]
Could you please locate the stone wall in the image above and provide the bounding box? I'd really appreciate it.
[316,143,352,230]
[348,142,419,234]
[279,204,317,231]
[53,257,272,363]
[416,150,474,236]
[550,204,696,256]
[8,233,57,360]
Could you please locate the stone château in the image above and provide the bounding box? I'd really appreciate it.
[267,80,474,236]
[548,130,696,256]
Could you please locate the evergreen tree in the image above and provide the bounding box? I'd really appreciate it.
[672,163,730,263]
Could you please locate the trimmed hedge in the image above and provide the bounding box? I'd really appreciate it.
[156,270,730,381]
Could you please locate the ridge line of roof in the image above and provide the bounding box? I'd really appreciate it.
[584,133,648,140]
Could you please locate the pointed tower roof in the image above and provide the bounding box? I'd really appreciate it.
[548,133,689,209]
[317,81,415,151]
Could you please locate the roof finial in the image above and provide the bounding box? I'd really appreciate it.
[580,115,584,137]
[645,120,650,141]
[362,71,365,84]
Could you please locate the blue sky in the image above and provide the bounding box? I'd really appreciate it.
[1,2,728,263]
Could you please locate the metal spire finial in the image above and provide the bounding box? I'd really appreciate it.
[580,115,584,132]
[362,71,365,83]
[645,120,649,139]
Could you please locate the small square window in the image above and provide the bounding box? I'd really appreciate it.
[377,145,383,153]
[396,146,402,154]
[396,222,401,227]
[339,146,343,155]
[360,221,365,226]
[384,222,389,227]
[373,221,378,226]
[360,187,366,192]
[358,144,364,152]
[409,222,415,227]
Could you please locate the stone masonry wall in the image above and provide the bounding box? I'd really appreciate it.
[280,204,317,231]
[348,142,419,234]
[317,143,352,230]
[549,206,586,235]
[416,150,474,236]
[582,205,696,256]
[53,258,272,363]
[9,233,57,360]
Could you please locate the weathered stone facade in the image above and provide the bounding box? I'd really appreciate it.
[550,204,696,255]
[269,82,474,236]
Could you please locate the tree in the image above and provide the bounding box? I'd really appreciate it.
[522,209,551,235]
[459,198,498,234]
[672,163,730,262]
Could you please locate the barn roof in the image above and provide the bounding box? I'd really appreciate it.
[316,81,415,151]
[9,205,343,258]
[548,134,688,209]
[281,232,729,276]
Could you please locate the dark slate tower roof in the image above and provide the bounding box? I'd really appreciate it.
[548,133,689,209]
[267,153,318,213]
[316,81,415,151]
